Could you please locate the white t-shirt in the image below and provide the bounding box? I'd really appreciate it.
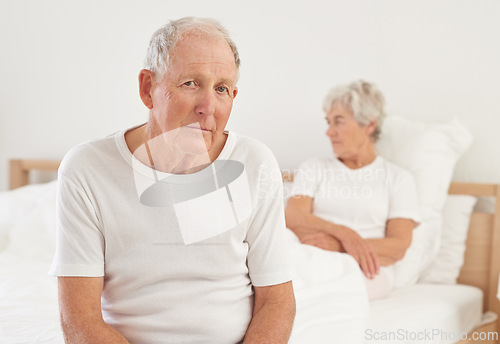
[49,128,293,344]
[290,156,421,239]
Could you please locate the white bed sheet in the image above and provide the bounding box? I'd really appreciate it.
[286,229,369,343]
[0,182,64,344]
[0,253,64,344]
[367,283,483,344]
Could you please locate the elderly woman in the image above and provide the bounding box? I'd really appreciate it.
[285,80,421,299]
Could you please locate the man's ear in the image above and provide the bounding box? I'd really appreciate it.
[139,69,155,109]
[232,86,238,99]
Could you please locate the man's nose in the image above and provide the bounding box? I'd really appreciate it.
[195,89,216,116]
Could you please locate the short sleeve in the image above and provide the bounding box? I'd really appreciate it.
[245,160,294,287]
[388,170,422,225]
[48,173,105,277]
[289,158,322,198]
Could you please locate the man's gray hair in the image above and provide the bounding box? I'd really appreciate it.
[144,17,241,82]
[323,80,386,142]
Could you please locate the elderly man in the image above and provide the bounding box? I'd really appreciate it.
[50,17,295,343]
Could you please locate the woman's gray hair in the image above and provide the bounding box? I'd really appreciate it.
[144,17,241,82]
[323,80,386,142]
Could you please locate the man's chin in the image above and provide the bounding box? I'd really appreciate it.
[176,135,212,156]
[178,144,210,156]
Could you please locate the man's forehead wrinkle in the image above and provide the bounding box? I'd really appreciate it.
[170,60,237,85]
[173,53,236,67]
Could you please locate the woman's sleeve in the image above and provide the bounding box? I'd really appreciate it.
[289,158,321,198]
[388,170,422,225]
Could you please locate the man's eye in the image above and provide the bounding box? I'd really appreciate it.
[216,86,228,93]
[183,81,195,87]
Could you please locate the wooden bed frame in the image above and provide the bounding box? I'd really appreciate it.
[9,160,500,343]
[450,182,500,343]
[9,159,61,190]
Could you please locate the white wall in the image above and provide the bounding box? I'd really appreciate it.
[1,0,499,190]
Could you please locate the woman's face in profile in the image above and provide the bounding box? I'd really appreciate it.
[325,104,373,158]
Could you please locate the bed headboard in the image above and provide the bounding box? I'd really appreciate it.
[9,159,60,190]
[8,160,500,329]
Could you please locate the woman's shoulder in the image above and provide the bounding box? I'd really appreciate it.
[297,157,337,172]
[377,156,417,186]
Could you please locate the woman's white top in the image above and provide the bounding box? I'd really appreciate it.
[290,156,421,239]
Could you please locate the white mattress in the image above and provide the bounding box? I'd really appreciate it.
[0,258,64,344]
[367,283,483,344]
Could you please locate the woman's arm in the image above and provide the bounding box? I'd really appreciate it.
[285,196,343,238]
[304,218,415,266]
[365,218,416,266]
[285,195,379,278]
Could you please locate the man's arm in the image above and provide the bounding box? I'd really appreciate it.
[58,277,130,344]
[243,281,295,343]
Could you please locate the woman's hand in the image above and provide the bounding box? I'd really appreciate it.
[336,227,380,279]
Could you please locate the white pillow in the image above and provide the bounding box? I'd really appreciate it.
[376,116,473,287]
[0,181,57,261]
[419,195,477,284]
[0,182,57,252]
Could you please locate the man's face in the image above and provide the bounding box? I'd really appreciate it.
[147,32,238,156]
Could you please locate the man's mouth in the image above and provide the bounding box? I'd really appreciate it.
[185,125,213,132]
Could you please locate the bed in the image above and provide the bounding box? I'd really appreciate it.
[282,170,500,344]
[1,158,500,344]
